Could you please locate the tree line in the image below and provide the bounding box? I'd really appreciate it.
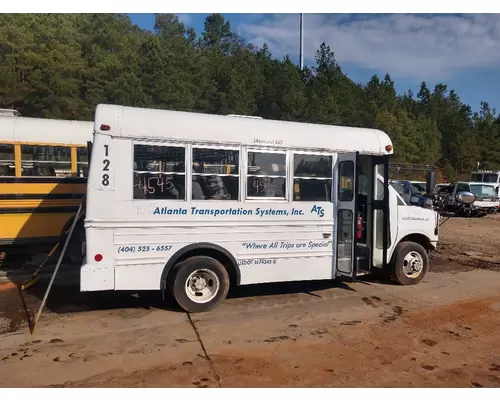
[1,13,499,181]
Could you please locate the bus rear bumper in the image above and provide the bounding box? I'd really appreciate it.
[80,263,114,291]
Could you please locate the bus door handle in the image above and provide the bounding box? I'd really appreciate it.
[323,233,331,239]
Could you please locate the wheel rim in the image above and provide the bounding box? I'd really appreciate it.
[402,251,424,278]
[185,269,220,304]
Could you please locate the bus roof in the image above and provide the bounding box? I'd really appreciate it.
[0,116,93,146]
[94,104,394,155]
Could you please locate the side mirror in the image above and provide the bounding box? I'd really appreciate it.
[456,191,476,204]
[410,195,420,205]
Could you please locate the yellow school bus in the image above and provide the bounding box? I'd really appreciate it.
[0,115,93,250]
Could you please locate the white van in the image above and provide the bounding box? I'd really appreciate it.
[437,181,499,216]
[80,104,461,313]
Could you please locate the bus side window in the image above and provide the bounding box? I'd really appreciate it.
[247,151,286,199]
[133,143,186,200]
[192,147,239,201]
[374,164,386,201]
[77,147,89,177]
[338,161,354,202]
[21,145,71,177]
[293,153,332,201]
[0,144,15,176]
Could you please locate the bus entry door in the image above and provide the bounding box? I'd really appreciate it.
[334,152,359,280]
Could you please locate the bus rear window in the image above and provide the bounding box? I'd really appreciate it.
[470,173,482,182]
[483,173,499,183]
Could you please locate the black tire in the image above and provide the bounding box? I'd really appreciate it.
[391,242,429,286]
[168,256,230,313]
[60,218,86,265]
[371,266,390,280]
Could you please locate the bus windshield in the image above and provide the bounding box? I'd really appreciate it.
[470,173,499,183]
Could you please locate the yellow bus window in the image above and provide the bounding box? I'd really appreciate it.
[77,147,89,177]
[0,144,15,176]
[21,145,72,177]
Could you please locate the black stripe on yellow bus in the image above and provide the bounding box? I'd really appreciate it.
[0,236,62,246]
[0,206,80,214]
[0,193,85,200]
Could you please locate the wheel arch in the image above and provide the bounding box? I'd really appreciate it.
[397,233,435,252]
[160,242,241,291]
[387,233,434,268]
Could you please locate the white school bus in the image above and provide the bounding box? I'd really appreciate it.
[81,104,442,313]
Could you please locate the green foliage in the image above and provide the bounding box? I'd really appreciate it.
[0,13,498,179]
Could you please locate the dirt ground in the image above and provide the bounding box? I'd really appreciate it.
[0,214,500,388]
[432,213,500,268]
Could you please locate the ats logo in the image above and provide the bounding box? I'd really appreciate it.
[311,205,325,218]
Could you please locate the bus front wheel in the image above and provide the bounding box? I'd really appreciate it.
[391,242,429,286]
[168,256,230,313]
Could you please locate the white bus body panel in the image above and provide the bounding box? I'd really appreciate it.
[83,204,335,291]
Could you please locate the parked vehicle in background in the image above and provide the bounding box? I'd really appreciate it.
[470,170,500,197]
[0,108,21,117]
[411,181,427,193]
[0,109,21,117]
[432,183,451,194]
[389,179,426,206]
[0,115,92,260]
[435,182,499,216]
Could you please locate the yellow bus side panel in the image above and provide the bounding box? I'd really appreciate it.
[0,182,86,195]
[0,180,86,244]
[0,212,75,242]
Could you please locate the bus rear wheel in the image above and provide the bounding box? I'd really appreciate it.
[391,242,429,286]
[60,217,85,265]
[168,256,230,313]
